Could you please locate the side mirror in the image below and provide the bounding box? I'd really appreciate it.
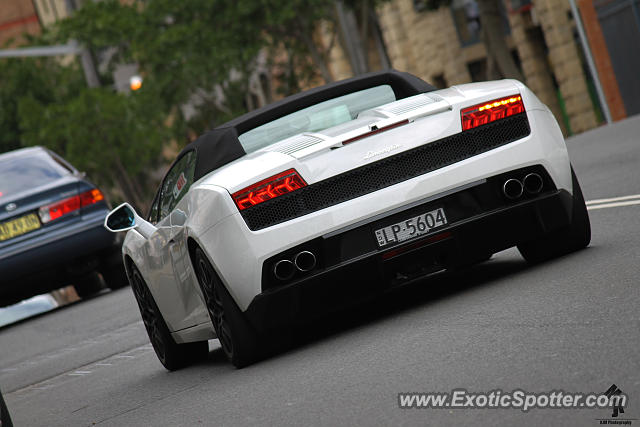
[104,202,157,239]
[170,209,187,227]
[105,203,136,232]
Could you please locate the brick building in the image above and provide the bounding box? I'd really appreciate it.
[0,0,41,47]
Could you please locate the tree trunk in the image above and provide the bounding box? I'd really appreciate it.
[334,0,368,75]
[370,9,391,69]
[113,156,146,212]
[297,18,334,84]
[477,0,524,81]
[359,0,370,70]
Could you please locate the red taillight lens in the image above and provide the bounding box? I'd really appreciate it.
[232,169,307,211]
[80,188,105,206]
[38,188,105,223]
[460,95,525,131]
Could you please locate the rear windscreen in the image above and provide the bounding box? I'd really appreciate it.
[238,85,397,153]
[0,151,71,199]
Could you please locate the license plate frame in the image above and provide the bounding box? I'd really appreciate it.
[0,213,41,242]
[375,207,448,248]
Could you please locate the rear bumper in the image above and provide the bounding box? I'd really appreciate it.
[243,188,573,332]
[0,214,119,304]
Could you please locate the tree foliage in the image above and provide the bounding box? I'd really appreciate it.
[0,56,84,154]
[18,86,168,209]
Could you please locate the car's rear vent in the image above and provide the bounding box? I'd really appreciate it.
[267,134,324,155]
[385,94,441,115]
[241,113,530,231]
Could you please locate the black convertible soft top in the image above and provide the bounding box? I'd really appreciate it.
[179,70,435,182]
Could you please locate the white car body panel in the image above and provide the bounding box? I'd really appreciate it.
[119,79,573,342]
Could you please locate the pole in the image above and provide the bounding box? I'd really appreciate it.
[568,0,612,124]
[65,0,100,88]
[0,44,80,57]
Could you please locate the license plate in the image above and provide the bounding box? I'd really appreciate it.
[0,213,41,242]
[375,207,447,247]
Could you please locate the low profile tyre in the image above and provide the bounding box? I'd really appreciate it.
[193,247,261,368]
[129,264,208,371]
[73,271,104,298]
[100,252,129,290]
[517,167,591,263]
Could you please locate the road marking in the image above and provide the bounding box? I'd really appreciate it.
[68,370,92,376]
[8,344,154,398]
[586,194,640,205]
[586,194,640,210]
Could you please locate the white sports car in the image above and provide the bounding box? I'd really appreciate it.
[105,70,590,369]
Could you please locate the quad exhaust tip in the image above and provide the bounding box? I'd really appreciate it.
[523,173,543,194]
[273,259,295,281]
[294,251,317,272]
[503,178,524,200]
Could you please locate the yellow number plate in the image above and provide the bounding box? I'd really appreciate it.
[0,213,41,242]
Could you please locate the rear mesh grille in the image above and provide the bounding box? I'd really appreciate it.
[241,113,530,230]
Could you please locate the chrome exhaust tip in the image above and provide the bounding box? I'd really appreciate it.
[503,179,524,200]
[273,259,295,281]
[523,173,543,194]
[294,251,316,272]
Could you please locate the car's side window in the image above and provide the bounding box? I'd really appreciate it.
[158,150,197,220]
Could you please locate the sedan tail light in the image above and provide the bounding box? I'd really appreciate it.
[232,169,307,211]
[39,188,105,223]
[461,95,524,131]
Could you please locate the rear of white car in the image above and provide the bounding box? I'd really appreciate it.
[110,71,589,369]
[191,80,573,318]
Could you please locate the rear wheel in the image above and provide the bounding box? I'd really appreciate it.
[517,167,591,263]
[193,247,261,368]
[129,264,208,371]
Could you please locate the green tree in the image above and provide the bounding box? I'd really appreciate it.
[18,86,168,210]
[0,56,84,154]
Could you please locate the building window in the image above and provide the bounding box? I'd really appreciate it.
[451,0,482,45]
[450,0,511,46]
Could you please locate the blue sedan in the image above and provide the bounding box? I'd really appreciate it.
[0,147,126,306]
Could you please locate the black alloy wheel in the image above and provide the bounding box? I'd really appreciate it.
[517,166,591,263]
[193,247,260,368]
[195,249,234,361]
[130,264,208,370]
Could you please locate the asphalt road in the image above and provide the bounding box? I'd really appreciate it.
[2,116,639,426]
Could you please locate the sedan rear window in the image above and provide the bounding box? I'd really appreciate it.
[238,85,396,153]
[0,151,71,199]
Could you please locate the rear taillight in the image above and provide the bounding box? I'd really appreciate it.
[232,169,307,211]
[80,188,105,206]
[38,188,105,223]
[461,95,524,131]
